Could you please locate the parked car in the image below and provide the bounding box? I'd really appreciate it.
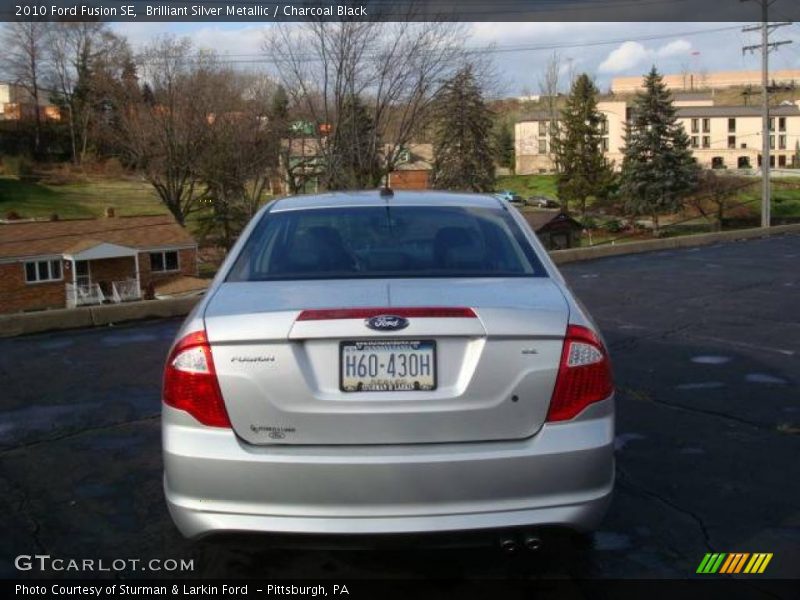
[529,196,560,209]
[162,190,615,544]
[494,189,525,204]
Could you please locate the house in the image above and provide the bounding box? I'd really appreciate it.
[0,82,61,122]
[387,144,433,190]
[522,211,583,250]
[515,96,800,174]
[0,210,204,314]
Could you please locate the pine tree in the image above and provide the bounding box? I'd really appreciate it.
[431,66,495,192]
[494,122,515,171]
[141,82,155,106]
[554,73,615,217]
[329,94,380,189]
[619,67,700,235]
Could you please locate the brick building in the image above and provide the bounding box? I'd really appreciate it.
[0,211,202,314]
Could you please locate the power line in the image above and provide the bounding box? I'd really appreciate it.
[135,24,745,65]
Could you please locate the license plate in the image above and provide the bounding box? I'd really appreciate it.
[340,340,436,392]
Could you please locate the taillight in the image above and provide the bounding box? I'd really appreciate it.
[162,330,231,428]
[547,324,614,422]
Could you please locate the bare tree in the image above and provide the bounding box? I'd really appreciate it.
[119,37,282,232]
[1,22,49,156]
[686,171,753,231]
[538,51,561,172]
[264,15,465,190]
[118,37,216,225]
[47,22,122,164]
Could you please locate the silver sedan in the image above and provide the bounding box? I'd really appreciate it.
[162,190,614,542]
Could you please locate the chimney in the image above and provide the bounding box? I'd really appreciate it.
[105,206,115,218]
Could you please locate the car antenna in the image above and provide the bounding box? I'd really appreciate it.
[379,173,393,201]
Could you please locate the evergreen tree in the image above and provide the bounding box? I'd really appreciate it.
[329,94,380,189]
[554,73,615,217]
[494,122,515,171]
[141,82,155,106]
[270,85,289,121]
[619,67,700,235]
[431,66,495,192]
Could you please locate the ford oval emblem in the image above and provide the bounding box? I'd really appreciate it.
[365,315,409,331]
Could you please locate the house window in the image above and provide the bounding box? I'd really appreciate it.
[538,121,547,137]
[779,135,787,150]
[691,136,699,148]
[702,118,711,133]
[779,155,787,167]
[24,259,62,283]
[769,118,775,131]
[150,250,179,272]
[728,136,736,149]
[778,117,786,132]
[728,118,736,133]
[601,137,609,152]
[538,139,547,154]
[599,117,609,135]
[769,135,775,150]
[702,136,711,149]
[691,118,699,133]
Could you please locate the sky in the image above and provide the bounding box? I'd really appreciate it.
[111,21,800,97]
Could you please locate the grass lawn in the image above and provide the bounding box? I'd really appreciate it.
[496,174,558,199]
[771,179,800,217]
[0,175,168,219]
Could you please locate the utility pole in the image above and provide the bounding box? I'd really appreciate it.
[742,1,791,228]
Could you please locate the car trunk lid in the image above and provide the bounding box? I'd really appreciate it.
[205,278,569,445]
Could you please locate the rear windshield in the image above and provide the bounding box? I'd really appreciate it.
[227,205,546,281]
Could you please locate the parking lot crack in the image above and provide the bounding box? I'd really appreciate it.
[617,465,715,553]
[3,474,47,554]
[620,387,773,431]
[0,414,160,455]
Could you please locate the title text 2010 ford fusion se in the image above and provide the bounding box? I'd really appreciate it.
[161,191,614,541]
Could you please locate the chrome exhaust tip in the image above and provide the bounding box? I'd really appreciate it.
[499,538,519,554]
[523,534,543,551]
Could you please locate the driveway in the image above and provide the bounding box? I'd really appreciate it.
[1,234,798,580]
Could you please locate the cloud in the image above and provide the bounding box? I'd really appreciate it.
[598,41,651,73]
[598,38,693,73]
[657,39,692,58]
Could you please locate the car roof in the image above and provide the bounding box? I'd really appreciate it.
[270,190,506,212]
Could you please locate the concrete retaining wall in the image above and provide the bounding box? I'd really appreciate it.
[0,296,200,338]
[550,223,800,265]
[2,223,799,338]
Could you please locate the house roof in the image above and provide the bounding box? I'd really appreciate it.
[390,143,434,171]
[152,275,208,298]
[522,211,583,231]
[676,105,800,118]
[0,215,196,260]
[518,102,800,122]
[672,92,713,101]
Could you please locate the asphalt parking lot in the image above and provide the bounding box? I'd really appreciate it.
[1,234,798,580]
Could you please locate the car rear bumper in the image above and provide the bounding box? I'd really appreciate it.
[163,399,614,539]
